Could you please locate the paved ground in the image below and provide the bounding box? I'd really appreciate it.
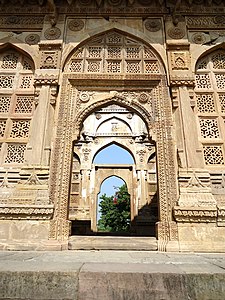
[1,251,225,299]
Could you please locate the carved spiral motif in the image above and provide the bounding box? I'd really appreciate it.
[44,27,61,40]
[145,19,161,32]
[214,16,225,24]
[138,0,150,4]
[25,34,40,45]
[108,0,122,5]
[167,27,185,39]
[138,92,149,104]
[7,16,20,24]
[78,0,91,5]
[79,91,90,102]
[68,19,84,31]
[192,33,206,44]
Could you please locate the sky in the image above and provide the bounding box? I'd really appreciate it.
[93,144,134,165]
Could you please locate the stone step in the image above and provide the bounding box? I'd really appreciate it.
[68,236,157,250]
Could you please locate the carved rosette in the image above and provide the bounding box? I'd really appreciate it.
[25,34,40,45]
[68,19,84,31]
[44,27,61,40]
[145,19,161,32]
[79,91,90,102]
[191,33,206,44]
[167,26,185,39]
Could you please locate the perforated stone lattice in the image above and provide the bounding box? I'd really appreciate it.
[199,119,220,139]
[66,31,160,74]
[203,146,224,165]
[0,49,34,164]
[5,143,26,163]
[196,50,225,165]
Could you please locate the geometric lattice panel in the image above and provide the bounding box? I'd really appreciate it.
[5,143,26,163]
[212,52,225,69]
[196,94,215,113]
[0,49,34,167]
[199,119,220,139]
[0,75,14,89]
[203,145,224,165]
[215,74,225,89]
[14,96,33,114]
[0,120,7,137]
[219,94,225,113]
[10,120,30,138]
[1,52,19,69]
[0,96,11,113]
[195,74,211,89]
[196,50,225,167]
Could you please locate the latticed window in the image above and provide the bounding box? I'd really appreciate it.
[195,50,225,166]
[66,31,161,74]
[0,49,34,165]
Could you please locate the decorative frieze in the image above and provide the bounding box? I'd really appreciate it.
[217,206,225,226]
[0,204,54,220]
[186,16,225,29]
[34,75,58,86]
[170,76,195,87]
[173,206,217,223]
[0,15,44,29]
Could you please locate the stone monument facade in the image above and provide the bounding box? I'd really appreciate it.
[0,0,225,251]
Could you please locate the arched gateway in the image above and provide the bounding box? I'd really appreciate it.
[49,30,178,250]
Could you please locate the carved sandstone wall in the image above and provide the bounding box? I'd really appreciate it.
[0,0,225,251]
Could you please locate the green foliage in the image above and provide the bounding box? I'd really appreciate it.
[98,184,130,233]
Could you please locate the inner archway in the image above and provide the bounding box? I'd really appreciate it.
[97,176,131,234]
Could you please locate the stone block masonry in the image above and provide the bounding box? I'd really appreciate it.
[1,251,225,300]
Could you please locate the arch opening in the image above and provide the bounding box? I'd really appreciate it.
[97,176,131,234]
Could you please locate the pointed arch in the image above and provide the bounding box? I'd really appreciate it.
[73,96,153,141]
[63,28,166,75]
[99,175,127,192]
[0,43,36,69]
[194,43,225,71]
